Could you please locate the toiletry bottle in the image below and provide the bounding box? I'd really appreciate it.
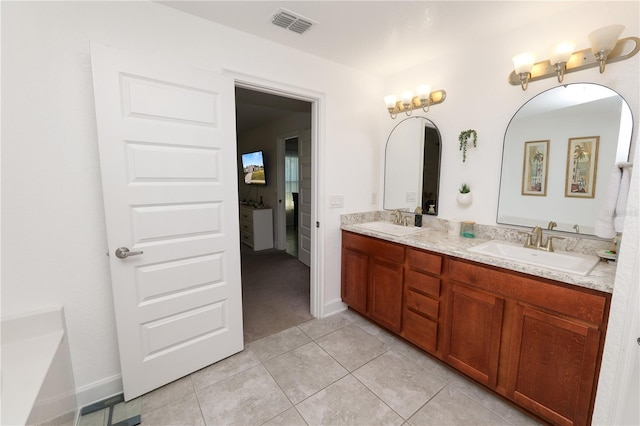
[414,207,423,227]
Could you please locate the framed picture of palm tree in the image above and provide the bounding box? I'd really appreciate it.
[522,140,549,196]
[565,136,599,198]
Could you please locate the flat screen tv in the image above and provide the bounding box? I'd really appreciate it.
[241,150,266,185]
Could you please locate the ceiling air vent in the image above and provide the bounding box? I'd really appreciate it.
[271,8,315,35]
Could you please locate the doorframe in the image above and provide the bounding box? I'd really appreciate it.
[276,133,301,252]
[224,69,324,318]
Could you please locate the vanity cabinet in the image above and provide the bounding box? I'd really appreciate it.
[401,248,444,355]
[340,230,610,426]
[448,259,609,426]
[341,231,404,332]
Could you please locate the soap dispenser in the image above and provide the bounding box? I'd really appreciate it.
[414,207,423,227]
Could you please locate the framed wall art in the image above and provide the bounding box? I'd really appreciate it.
[565,136,599,198]
[522,140,549,196]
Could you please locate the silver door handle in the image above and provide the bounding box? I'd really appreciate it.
[115,247,143,259]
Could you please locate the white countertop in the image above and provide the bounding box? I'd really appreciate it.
[341,223,616,294]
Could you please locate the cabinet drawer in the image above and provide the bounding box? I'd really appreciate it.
[406,290,439,320]
[239,219,253,233]
[405,269,440,299]
[407,248,442,275]
[240,231,253,246]
[342,231,404,263]
[239,209,252,221]
[402,309,438,353]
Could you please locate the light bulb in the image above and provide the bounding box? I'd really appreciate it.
[550,42,575,65]
[384,95,397,109]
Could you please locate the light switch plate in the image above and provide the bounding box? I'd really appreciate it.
[330,195,344,208]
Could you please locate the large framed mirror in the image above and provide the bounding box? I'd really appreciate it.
[383,116,441,215]
[497,83,633,235]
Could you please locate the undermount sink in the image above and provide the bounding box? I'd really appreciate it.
[468,240,600,276]
[354,221,423,236]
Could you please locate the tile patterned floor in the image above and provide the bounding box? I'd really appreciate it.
[78,310,540,426]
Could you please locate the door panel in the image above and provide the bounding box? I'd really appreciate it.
[445,282,504,387]
[508,305,601,426]
[299,129,312,267]
[91,43,243,400]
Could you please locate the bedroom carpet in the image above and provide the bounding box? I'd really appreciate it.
[240,245,312,343]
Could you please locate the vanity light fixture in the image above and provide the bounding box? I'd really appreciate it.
[509,25,640,90]
[512,52,535,90]
[589,25,625,73]
[550,41,575,82]
[384,86,446,119]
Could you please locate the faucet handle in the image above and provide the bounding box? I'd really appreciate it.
[518,231,534,247]
[547,221,557,230]
[544,236,565,252]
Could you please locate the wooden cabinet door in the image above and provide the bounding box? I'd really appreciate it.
[507,305,601,426]
[341,247,369,314]
[444,282,504,388]
[368,257,403,332]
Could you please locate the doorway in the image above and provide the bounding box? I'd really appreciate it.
[234,86,314,342]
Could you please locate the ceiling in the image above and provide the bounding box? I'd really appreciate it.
[158,1,583,77]
[156,1,588,131]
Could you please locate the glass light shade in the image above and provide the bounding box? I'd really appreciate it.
[401,91,414,104]
[512,53,535,74]
[384,95,397,108]
[588,25,625,54]
[416,85,431,100]
[550,42,575,64]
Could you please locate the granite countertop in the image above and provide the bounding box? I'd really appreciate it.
[341,218,617,294]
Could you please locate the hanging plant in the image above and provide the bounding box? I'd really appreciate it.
[459,129,478,162]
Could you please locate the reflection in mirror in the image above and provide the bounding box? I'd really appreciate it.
[498,83,632,235]
[383,117,441,215]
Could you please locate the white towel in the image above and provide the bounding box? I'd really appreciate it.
[614,163,632,232]
[594,166,621,238]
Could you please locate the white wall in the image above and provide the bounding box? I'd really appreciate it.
[382,2,639,423]
[1,1,381,404]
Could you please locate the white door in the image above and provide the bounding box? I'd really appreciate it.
[298,129,312,267]
[91,43,243,400]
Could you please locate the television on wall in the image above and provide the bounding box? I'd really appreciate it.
[241,151,266,185]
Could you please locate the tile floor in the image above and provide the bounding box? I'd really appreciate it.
[78,310,540,426]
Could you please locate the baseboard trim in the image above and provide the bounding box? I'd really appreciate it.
[75,374,123,408]
[322,298,347,318]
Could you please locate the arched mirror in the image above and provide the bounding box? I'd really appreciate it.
[497,83,633,235]
[383,116,442,215]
